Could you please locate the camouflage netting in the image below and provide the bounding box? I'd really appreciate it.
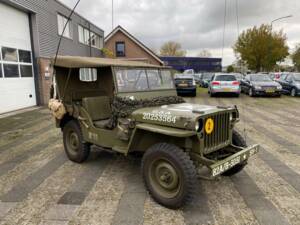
[107,96,185,129]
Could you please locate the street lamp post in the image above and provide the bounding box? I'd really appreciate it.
[268,15,292,72]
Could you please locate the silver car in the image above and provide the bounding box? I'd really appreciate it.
[208,73,241,97]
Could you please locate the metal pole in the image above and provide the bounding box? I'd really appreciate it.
[112,0,114,30]
[268,15,292,72]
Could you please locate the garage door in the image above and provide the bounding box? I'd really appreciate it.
[0,3,36,114]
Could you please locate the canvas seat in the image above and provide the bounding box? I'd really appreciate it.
[82,96,112,129]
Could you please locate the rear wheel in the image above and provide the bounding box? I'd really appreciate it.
[63,120,90,163]
[142,143,197,209]
[222,130,247,176]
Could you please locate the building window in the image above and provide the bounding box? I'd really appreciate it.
[78,25,103,49]
[18,50,32,63]
[20,65,33,77]
[57,14,72,39]
[116,42,125,57]
[3,64,19,77]
[1,46,33,78]
[2,47,18,62]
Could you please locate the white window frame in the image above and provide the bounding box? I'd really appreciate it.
[0,46,33,79]
[78,25,103,49]
[57,14,72,39]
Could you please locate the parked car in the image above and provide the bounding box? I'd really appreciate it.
[277,73,300,97]
[49,55,259,209]
[240,74,282,97]
[231,73,244,81]
[200,73,214,87]
[174,74,197,96]
[208,73,241,97]
[193,73,202,85]
[269,72,289,81]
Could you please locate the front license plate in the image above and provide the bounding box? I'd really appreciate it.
[210,144,259,177]
[266,89,275,93]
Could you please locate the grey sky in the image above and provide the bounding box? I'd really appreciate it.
[61,0,300,66]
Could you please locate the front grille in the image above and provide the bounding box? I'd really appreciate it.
[203,112,231,153]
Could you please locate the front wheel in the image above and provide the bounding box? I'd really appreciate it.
[142,143,197,209]
[249,88,254,97]
[63,120,90,163]
[291,88,297,97]
[222,130,247,176]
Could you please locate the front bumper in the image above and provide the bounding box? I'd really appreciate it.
[253,89,281,96]
[209,144,259,177]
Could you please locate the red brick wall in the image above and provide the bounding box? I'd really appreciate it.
[105,31,162,66]
[37,58,52,105]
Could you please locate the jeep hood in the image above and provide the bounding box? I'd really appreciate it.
[131,103,235,130]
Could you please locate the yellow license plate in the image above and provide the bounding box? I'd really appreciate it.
[223,88,231,91]
[178,84,188,87]
[266,89,274,93]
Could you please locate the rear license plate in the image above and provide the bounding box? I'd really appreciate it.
[178,84,188,87]
[210,145,259,177]
[223,88,231,91]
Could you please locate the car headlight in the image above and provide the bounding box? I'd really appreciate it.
[254,85,262,90]
[229,113,233,121]
[277,85,282,90]
[193,80,196,86]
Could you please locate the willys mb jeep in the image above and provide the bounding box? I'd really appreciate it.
[49,56,259,209]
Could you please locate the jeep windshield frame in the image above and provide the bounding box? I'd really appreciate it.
[113,67,176,93]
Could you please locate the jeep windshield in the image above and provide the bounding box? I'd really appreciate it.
[115,68,175,92]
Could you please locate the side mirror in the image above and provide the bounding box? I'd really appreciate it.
[79,68,97,82]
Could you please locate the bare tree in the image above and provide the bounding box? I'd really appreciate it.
[197,49,212,57]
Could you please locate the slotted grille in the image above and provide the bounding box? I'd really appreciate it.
[203,112,231,153]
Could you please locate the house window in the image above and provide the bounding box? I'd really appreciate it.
[57,14,72,39]
[78,25,103,49]
[116,42,125,57]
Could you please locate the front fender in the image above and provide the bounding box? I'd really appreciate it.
[127,123,196,154]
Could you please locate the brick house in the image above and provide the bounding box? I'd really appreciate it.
[104,25,164,66]
[0,0,104,114]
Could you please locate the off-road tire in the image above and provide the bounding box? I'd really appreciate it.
[222,130,247,176]
[63,120,90,163]
[291,88,296,97]
[142,143,197,209]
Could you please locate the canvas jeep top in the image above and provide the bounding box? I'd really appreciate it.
[49,55,259,209]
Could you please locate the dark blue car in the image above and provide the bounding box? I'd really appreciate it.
[277,73,300,97]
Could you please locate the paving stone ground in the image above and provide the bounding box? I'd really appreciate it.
[0,90,299,225]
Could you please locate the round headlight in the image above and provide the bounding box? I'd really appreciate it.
[195,119,204,132]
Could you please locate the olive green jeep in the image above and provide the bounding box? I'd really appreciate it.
[49,56,259,209]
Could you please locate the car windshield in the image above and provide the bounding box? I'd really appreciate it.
[115,68,174,92]
[215,75,236,81]
[250,74,272,82]
[203,73,213,79]
[293,73,300,81]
